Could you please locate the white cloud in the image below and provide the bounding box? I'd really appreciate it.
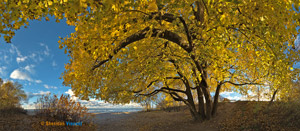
[10,68,42,83]
[24,65,35,73]
[65,89,77,101]
[32,91,51,96]
[10,69,32,81]
[4,55,9,61]
[35,80,42,83]
[16,56,28,63]
[44,84,57,89]
[220,91,235,97]
[64,89,142,109]
[40,43,50,56]
[38,55,43,62]
[52,61,57,67]
[226,96,246,101]
[65,89,75,96]
[29,53,37,59]
[0,66,7,77]
[10,45,22,57]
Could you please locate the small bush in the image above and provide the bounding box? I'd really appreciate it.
[34,94,91,123]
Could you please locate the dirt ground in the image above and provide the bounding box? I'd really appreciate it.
[93,102,236,131]
[0,102,237,131]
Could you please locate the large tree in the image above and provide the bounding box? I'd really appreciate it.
[1,0,300,121]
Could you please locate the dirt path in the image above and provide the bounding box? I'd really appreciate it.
[93,111,219,131]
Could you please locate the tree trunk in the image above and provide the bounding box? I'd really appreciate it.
[199,70,212,120]
[186,87,198,121]
[269,89,278,105]
[202,87,212,120]
[188,106,200,121]
[212,84,221,116]
[196,86,206,119]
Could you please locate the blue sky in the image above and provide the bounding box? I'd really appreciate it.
[0,16,141,109]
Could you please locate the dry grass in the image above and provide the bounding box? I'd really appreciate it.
[95,101,300,131]
[220,101,300,131]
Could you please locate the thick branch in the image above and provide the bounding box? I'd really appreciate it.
[165,77,182,80]
[136,86,186,97]
[161,87,186,94]
[132,80,159,93]
[92,27,189,70]
[137,88,164,96]
[223,81,262,86]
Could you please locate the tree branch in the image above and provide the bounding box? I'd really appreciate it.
[132,79,159,93]
[223,81,262,86]
[92,27,189,70]
[161,87,186,94]
[165,77,182,80]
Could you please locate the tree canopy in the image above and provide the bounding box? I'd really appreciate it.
[1,0,300,120]
[0,78,27,108]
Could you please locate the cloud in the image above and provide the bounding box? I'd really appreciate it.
[10,69,32,81]
[35,80,42,83]
[64,89,142,109]
[25,91,51,103]
[44,84,57,89]
[226,95,246,101]
[65,89,78,101]
[24,65,35,74]
[65,89,75,96]
[220,91,235,97]
[10,44,22,57]
[16,56,28,63]
[40,43,50,56]
[0,66,7,77]
[30,91,51,96]
[10,68,42,83]
[52,61,57,67]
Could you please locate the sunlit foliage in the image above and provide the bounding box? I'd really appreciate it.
[0,78,27,109]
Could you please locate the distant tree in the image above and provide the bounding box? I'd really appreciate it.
[0,78,27,109]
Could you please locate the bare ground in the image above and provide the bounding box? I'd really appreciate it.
[0,102,238,131]
[94,102,237,131]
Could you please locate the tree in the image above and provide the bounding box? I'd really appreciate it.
[0,78,27,108]
[1,0,300,121]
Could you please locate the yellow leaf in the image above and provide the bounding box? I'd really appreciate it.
[45,17,50,21]
[148,0,158,12]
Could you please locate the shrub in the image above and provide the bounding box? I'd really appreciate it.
[34,94,91,123]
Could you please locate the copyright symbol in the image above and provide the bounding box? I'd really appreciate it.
[41,121,44,126]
